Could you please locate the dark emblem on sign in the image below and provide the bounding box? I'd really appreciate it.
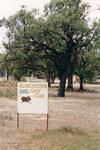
[21,96,31,103]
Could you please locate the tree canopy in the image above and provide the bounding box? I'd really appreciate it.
[2,0,100,96]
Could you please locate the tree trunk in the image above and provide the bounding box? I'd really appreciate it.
[7,74,9,80]
[80,77,84,90]
[16,76,21,81]
[58,75,66,97]
[14,75,21,81]
[6,68,9,80]
[51,78,55,84]
[46,66,51,87]
[67,75,73,91]
[51,73,56,84]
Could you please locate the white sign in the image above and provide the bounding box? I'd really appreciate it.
[17,82,48,114]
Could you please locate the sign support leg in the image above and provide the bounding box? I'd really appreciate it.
[47,114,49,131]
[17,113,19,129]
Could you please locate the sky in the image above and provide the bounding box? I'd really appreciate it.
[0,0,100,53]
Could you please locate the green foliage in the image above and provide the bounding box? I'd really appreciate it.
[43,0,97,80]
[93,20,100,50]
[3,1,100,96]
[3,7,43,80]
[0,54,6,76]
[76,51,100,82]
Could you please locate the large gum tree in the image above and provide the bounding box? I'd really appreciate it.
[30,0,97,96]
[4,1,98,97]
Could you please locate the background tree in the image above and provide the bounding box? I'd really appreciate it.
[75,51,100,90]
[3,1,99,97]
[3,7,43,81]
[29,0,97,96]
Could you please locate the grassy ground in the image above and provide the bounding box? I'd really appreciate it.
[30,130,100,150]
[0,128,100,150]
[0,81,17,99]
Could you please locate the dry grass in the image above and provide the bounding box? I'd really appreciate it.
[0,81,17,99]
[30,130,100,150]
[0,81,100,150]
[0,128,100,150]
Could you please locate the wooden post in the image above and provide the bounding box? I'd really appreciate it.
[47,89,49,131]
[17,113,19,129]
[47,114,49,131]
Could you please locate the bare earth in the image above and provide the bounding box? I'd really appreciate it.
[0,83,100,149]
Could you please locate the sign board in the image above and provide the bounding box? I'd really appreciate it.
[17,82,48,114]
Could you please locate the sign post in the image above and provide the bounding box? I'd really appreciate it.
[47,114,49,131]
[17,113,19,129]
[17,82,48,130]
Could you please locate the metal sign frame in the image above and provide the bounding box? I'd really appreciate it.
[17,82,49,131]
